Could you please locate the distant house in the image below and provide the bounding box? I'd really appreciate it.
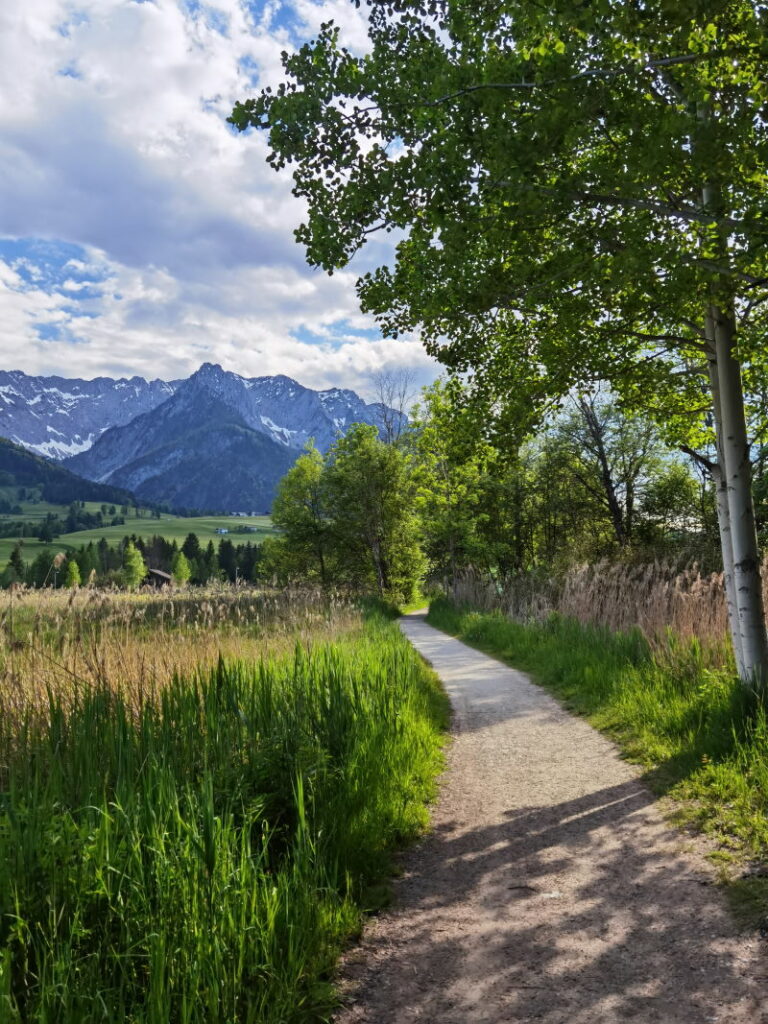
[215,527,229,535]
[146,567,172,588]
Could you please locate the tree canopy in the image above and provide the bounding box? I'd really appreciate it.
[232,0,768,682]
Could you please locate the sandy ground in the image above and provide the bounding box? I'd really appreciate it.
[334,612,767,1024]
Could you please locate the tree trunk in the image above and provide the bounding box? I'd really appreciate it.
[578,398,627,546]
[712,306,768,686]
[704,313,744,676]
[696,112,767,684]
[711,461,745,675]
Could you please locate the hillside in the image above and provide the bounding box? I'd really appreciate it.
[67,385,297,513]
[0,437,135,507]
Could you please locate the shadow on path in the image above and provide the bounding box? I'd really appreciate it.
[336,616,764,1024]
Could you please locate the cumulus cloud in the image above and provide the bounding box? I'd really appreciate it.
[0,0,440,397]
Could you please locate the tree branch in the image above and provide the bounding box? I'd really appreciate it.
[489,181,743,230]
[422,50,748,107]
[680,444,716,474]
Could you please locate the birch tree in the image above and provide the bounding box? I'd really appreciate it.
[231,0,768,684]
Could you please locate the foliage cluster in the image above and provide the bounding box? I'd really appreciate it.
[0,609,448,1021]
[268,424,424,602]
[409,382,719,585]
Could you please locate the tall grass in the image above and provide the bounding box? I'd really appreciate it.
[450,560,754,657]
[0,610,448,1022]
[0,586,360,723]
[428,598,768,864]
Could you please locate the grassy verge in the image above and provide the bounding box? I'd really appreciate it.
[0,610,449,1022]
[427,597,768,926]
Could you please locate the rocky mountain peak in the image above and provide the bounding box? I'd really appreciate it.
[0,364,404,513]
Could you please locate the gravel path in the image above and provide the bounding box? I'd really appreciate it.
[335,613,766,1024]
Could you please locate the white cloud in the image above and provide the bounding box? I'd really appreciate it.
[0,0,440,394]
[0,240,436,395]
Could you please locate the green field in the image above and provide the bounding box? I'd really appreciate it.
[0,512,277,567]
[58,514,277,547]
[0,537,48,565]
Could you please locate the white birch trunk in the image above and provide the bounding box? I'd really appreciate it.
[713,307,768,685]
[711,462,745,675]
[704,313,744,676]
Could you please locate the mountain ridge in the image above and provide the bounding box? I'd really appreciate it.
[0,363,398,513]
[0,369,178,459]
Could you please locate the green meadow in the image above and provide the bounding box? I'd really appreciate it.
[57,513,277,547]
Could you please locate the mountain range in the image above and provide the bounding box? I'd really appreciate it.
[0,364,395,512]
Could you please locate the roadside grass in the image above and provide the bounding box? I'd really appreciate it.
[0,606,449,1022]
[427,597,768,925]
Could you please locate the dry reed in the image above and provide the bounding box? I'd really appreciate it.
[449,560,768,661]
[0,584,360,727]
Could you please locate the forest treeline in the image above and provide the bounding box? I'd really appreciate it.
[3,532,265,589]
[264,380,747,600]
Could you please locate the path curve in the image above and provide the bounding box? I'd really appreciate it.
[335,613,766,1024]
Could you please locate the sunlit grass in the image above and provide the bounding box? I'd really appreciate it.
[0,603,449,1022]
[427,598,768,864]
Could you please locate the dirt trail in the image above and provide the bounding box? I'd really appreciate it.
[335,612,766,1024]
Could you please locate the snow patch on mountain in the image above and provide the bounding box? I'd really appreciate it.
[0,370,179,459]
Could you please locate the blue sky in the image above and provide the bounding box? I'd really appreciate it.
[0,0,437,395]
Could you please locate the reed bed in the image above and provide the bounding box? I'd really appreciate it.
[448,559,768,658]
[0,586,360,726]
[0,605,449,1022]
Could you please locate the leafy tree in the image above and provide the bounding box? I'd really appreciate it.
[554,395,666,549]
[5,544,25,585]
[65,503,79,533]
[75,543,100,584]
[38,520,54,543]
[258,536,295,587]
[408,380,493,580]
[412,377,715,576]
[64,559,81,589]
[28,550,54,588]
[171,551,191,585]
[271,442,334,585]
[233,0,768,682]
[325,423,424,599]
[122,541,147,590]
